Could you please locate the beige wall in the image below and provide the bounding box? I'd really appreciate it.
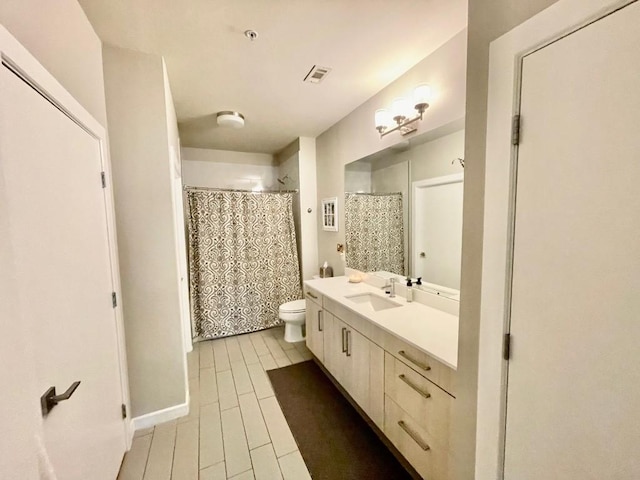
[410,129,465,183]
[278,151,303,280]
[457,1,560,478]
[103,45,186,418]
[0,0,108,126]
[298,137,319,280]
[316,29,467,279]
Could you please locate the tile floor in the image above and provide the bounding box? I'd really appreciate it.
[117,326,314,480]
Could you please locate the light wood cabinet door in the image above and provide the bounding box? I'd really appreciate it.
[304,299,324,362]
[342,325,370,413]
[368,342,385,429]
[324,314,346,384]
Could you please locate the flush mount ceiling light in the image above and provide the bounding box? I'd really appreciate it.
[216,111,245,129]
[374,84,431,138]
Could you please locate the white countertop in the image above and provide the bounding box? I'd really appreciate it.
[304,276,459,370]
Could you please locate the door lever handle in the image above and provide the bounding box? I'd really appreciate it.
[41,381,81,416]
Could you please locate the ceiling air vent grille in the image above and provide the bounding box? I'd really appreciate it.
[303,65,332,84]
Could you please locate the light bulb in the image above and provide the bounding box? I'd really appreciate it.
[413,84,431,113]
[413,84,431,105]
[375,109,390,129]
[391,98,410,121]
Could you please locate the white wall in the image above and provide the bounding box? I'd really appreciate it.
[103,45,186,418]
[0,0,108,127]
[181,147,277,190]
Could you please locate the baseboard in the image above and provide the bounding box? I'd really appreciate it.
[131,398,189,432]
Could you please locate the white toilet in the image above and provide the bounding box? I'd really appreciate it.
[279,299,306,343]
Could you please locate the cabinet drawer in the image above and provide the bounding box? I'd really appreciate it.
[385,353,451,446]
[383,332,455,396]
[304,285,322,306]
[384,396,449,480]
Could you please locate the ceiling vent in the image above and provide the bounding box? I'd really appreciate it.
[303,65,332,84]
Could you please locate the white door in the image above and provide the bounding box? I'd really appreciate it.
[0,63,126,478]
[412,175,463,288]
[504,3,640,479]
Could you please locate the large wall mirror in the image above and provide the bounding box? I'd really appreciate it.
[344,119,465,296]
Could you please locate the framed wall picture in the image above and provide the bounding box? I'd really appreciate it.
[322,197,338,232]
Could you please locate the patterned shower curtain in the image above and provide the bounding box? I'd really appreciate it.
[345,193,405,275]
[187,190,302,339]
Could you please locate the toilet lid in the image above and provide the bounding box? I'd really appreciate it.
[279,299,306,313]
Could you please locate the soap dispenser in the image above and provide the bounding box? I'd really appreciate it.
[416,277,422,288]
[406,277,413,303]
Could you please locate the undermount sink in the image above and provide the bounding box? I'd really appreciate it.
[345,293,402,312]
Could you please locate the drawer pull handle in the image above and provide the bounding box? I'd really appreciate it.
[398,350,431,372]
[317,310,323,332]
[346,330,352,357]
[398,420,430,451]
[341,327,347,353]
[399,374,431,399]
[306,291,318,299]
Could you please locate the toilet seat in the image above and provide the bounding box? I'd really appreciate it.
[279,299,306,313]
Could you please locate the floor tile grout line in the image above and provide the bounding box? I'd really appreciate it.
[122,326,309,480]
[140,428,154,480]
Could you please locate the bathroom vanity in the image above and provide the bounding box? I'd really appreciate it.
[304,275,458,480]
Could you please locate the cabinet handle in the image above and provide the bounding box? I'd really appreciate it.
[398,350,431,372]
[341,327,347,353]
[399,374,431,399]
[346,330,352,357]
[317,310,323,332]
[306,291,317,299]
[398,420,430,451]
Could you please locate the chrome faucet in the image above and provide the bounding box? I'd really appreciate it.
[381,277,397,298]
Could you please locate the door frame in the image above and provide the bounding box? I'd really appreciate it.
[477,0,636,478]
[0,25,133,448]
[411,173,463,280]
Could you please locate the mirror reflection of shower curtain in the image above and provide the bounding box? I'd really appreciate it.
[345,193,404,275]
[187,190,302,339]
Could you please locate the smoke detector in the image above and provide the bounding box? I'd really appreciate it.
[303,65,332,84]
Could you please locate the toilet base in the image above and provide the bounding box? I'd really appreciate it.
[284,322,305,343]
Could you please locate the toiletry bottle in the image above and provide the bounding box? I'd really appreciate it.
[416,277,422,288]
[406,277,413,302]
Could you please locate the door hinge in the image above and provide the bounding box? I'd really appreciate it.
[121,403,127,419]
[101,171,107,188]
[503,333,511,361]
[511,115,521,146]
[112,291,117,308]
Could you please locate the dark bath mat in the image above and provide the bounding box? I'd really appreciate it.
[267,360,413,480]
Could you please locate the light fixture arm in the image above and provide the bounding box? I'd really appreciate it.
[376,100,429,138]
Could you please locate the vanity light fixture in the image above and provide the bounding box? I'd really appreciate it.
[374,84,431,138]
[216,111,245,129]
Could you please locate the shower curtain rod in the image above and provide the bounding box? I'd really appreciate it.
[345,191,403,196]
[184,185,299,194]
